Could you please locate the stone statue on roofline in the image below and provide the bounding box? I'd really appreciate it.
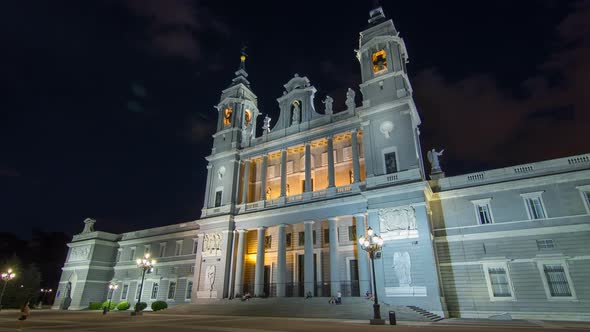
[81,218,96,234]
[322,95,333,115]
[346,88,356,111]
[427,148,445,179]
[262,115,271,133]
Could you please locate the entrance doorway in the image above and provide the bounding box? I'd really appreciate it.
[297,253,317,296]
[348,259,360,296]
[263,265,271,297]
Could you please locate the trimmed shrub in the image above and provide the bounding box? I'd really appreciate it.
[102,300,116,310]
[151,301,168,312]
[88,302,103,310]
[117,301,131,311]
[134,302,147,312]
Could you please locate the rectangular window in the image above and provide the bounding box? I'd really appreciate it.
[264,235,272,250]
[384,151,397,174]
[267,165,276,178]
[175,241,182,256]
[130,248,136,261]
[576,186,590,214]
[321,152,328,166]
[348,225,357,241]
[214,190,222,207]
[323,229,330,245]
[144,245,150,255]
[543,264,573,297]
[488,267,512,297]
[521,192,546,220]
[151,283,159,299]
[135,284,141,300]
[313,230,316,245]
[298,232,305,246]
[159,243,166,257]
[472,199,494,224]
[167,281,176,300]
[536,239,555,250]
[343,146,353,161]
[121,284,129,300]
[286,233,292,247]
[186,281,193,299]
[192,239,199,254]
[483,263,515,301]
[286,161,294,174]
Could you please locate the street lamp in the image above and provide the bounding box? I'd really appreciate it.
[0,268,16,312]
[358,227,385,325]
[40,288,53,307]
[105,283,118,314]
[134,254,155,315]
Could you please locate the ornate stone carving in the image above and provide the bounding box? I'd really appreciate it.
[202,233,222,257]
[291,100,301,125]
[69,245,91,262]
[393,251,412,286]
[379,121,394,138]
[427,149,444,174]
[217,166,226,180]
[379,206,417,232]
[322,95,333,115]
[81,218,96,234]
[205,265,216,291]
[345,88,356,110]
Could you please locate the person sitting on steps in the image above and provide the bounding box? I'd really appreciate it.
[305,291,312,299]
[241,292,252,301]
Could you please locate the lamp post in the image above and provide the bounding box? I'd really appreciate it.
[0,269,16,312]
[106,283,118,313]
[358,227,384,325]
[134,254,155,315]
[40,288,53,307]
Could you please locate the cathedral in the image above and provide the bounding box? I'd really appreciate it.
[54,7,590,321]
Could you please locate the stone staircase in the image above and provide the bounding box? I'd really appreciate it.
[163,297,430,321]
[407,305,444,321]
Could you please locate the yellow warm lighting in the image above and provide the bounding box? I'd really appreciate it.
[240,54,246,62]
[224,108,232,126]
[372,49,387,73]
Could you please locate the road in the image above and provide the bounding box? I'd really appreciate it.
[0,310,589,332]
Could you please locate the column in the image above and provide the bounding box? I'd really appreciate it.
[260,154,268,201]
[304,221,315,295]
[203,164,213,208]
[242,160,250,204]
[234,229,247,296]
[221,230,234,298]
[276,224,287,297]
[354,214,371,296]
[327,135,335,188]
[280,149,287,197]
[192,233,205,299]
[361,121,374,178]
[351,129,361,183]
[304,143,312,192]
[254,226,266,297]
[328,217,340,296]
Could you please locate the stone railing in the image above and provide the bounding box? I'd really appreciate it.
[438,153,590,190]
[365,168,422,188]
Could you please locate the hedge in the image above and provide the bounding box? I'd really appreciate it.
[151,301,168,311]
[88,302,103,310]
[102,300,116,310]
[117,301,131,311]
[134,302,147,311]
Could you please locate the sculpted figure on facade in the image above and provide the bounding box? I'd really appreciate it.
[322,95,333,115]
[291,101,301,125]
[393,251,412,286]
[202,233,222,257]
[427,149,444,173]
[345,88,356,110]
[205,265,216,291]
[81,218,96,234]
[69,245,90,262]
[262,115,271,133]
[379,206,417,232]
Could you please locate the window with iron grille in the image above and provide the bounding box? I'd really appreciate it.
[323,229,330,245]
[167,281,176,300]
[186,281,193,299]
[488,267,512,297]
[120,284,129,300]
[348,225,356,241]
[536,239,555,250]
[286,233,292,247]
[543,264,572,297]
[151,283,159,299]
[521,192,546,220]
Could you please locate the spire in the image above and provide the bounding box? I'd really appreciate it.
[368,6,387,26]
[230,46,250,88]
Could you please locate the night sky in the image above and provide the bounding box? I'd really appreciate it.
[1,1,588,238]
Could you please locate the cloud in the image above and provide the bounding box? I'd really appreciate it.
[413,1,590,169]
[123,0,231,61]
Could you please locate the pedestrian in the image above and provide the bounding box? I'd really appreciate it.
[305,291,312,299]
[16,301,30,331]
[336,291,342,304]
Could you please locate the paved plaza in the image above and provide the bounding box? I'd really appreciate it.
[1,309,590,332]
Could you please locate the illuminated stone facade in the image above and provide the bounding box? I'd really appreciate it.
[54,7,590,321]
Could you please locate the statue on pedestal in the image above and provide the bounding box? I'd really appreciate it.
[81,218,96,234]
[427,149,444,174]
[291,101,301,125]
[322,95,333,115]
[345,88,356,110]
[262,115,271,133]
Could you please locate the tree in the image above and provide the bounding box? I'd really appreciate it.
[1,256,42,309]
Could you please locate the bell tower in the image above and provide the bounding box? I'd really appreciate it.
[357,7,412,107]
[356,7,426,181]
[203,50,260,215]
